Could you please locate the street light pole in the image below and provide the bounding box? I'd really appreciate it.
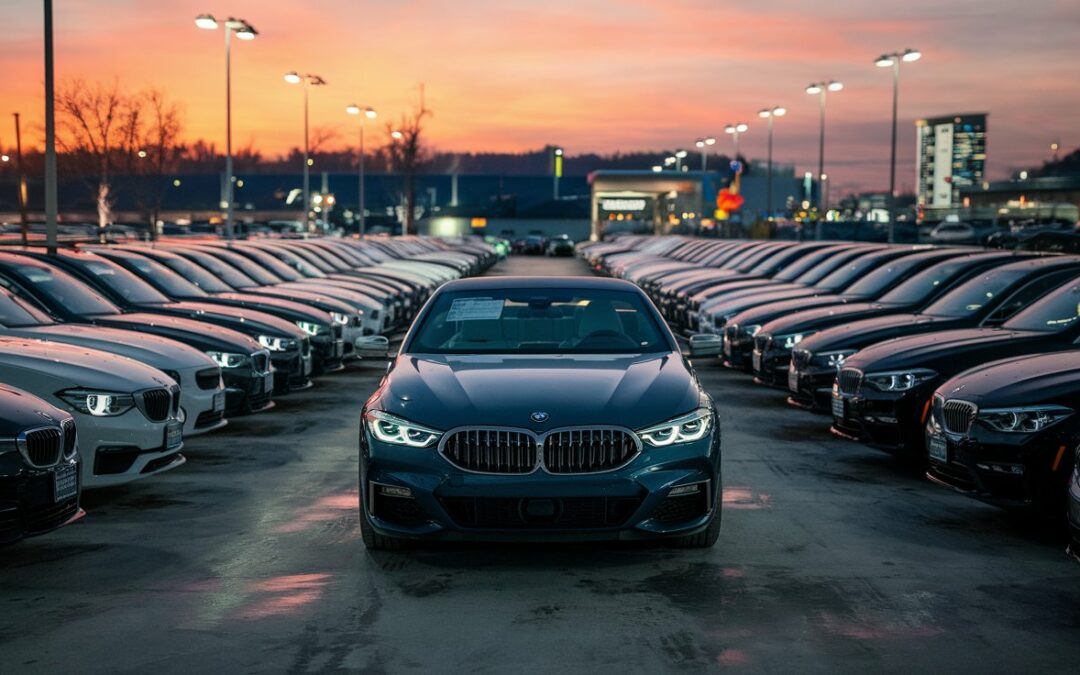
[876,48,921,242]
[44,0,58,254]
[805,80,842,237]
[13,113,28,244]
[196,15,257,241]
[285,72,326,231]
[724,123,748,160]
[346,105,377,237]
[757,107,785,218]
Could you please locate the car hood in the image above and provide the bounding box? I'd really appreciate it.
[705,288,823,317]
[4,324,214,370]
[937,352,1080,408]
[797,313,955,354]
[0,337,174,391]
[210,292,332,324]
[0,383,72,434]
[97,312,261,353]
[168,301,306,338]
[759,302,908,337]
[725,294,845,328]
[844,327,1057,374]
[374,353,701,431]
[702,282,805,305]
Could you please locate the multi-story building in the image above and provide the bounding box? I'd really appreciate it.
[915,113,988,220]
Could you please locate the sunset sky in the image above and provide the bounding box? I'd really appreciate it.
[2,0,1078,195]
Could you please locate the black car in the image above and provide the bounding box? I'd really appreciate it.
[749,252,1024,386]
[0,253,274,414]
[359,276,722,549]
[924,352,1079,517]
[790,256,1080,410]
[0,383,82,545]
[833,279,1080,457]
[546,235,575,256]
[11,249,312,394]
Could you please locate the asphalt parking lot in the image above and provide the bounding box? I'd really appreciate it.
[2,254,1079,674]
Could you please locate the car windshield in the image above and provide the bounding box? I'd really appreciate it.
[122,255,208,298]
[773,248,841,282]
[922,267,1030,317]
[173,249,257,288]
[877,257,984,305]
[13,262,120,316]
[0,290,54,327]
[815,251,904,292]
[408,288,671,355]
[842,254,950,297]
[75,257,172,305]
[1003,282,1080,332]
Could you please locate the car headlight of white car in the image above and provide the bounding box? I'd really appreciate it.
[259,335,299,352]
[330,312,351,326]
[864,369,937,392]
[977,405,1073,433]
[365,410,442,448]
[637,408,713,447]
[58,389,136,417]
[295,321,327,336]
[207,351,250,369]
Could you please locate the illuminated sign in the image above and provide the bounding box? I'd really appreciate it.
[600,199,647,212]
[470,217,487,228]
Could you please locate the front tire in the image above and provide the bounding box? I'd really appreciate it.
[359,488,408,550]
[671,509,721,548]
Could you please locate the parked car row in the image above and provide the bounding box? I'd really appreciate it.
[580,235,1080,561]
[0,235,497,546]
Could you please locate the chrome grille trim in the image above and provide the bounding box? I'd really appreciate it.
[438,425,642,475]
[61,418,77,459]
[942,399,978,435]
[17,426,64,468]
[837,368,863,395]
[139,388,171,422]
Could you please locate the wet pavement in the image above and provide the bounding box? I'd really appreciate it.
[2,253,1079,673]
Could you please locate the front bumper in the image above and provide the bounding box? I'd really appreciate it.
[830,384,935,455]
[360,428,722,542]
[0,454,83,545]
[177,366,227,437]
[750,345,791,386]
[788,363,838,411]
[72,410,187,489]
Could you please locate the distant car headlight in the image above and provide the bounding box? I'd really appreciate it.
[207,351,250,369]
[58,389,136,417]
[330,312,351,325]
[977,405,1073,433]
[295,321,327,336]
[775,331,816,350]
[864,369,937,392]
[812,349,857,371]
[365,410,442,448]
[259,335,299,352]
[637,407,713,447]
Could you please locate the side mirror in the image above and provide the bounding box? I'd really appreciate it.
[687,333,723,358]
[355,335,391,358]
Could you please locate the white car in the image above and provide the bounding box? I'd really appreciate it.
[0,287,226,437]
[0,338,186,489]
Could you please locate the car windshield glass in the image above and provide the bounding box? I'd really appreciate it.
[174,249,257,288]
[76,257,172,304]
[842,255,946,297]
[152,254,233,292]
[1003,282,1080,332]
[205,249,282,284]
[255,246,327,278]
[814,252,902,292]
[773,248,840,282]
[13,263,119,316]
[234,247,301,281]
[408,288,671,355]
[877,258,983,304]
[922,267,1029,317]
[0,290,54,327]
[124,256,207,298]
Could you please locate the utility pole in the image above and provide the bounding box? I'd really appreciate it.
[13,114,28,244]
[44,0,58,254]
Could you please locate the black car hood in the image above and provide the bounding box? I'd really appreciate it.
[706,288,824,318]
[798,313,955,354]
[760,301,912,337]
[161,301,305,339]
[937,352,1080,408]
[844,327,1062,374]
[0,383,71,435]
[725,293,844,327]
[374,353,700,432]
[96,312,262,353]
[211,292,332,323]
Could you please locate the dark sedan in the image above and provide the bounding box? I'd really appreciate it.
[0,384,82,545]
[360,277,722,549]
[789,257,1080,410]
[924,352,1079,517]
[833,279,1080,457]
[749,251,1022,386]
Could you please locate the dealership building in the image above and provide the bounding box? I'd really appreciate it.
[915,113,988,221]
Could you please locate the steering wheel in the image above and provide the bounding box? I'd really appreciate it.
[577,329,638,349]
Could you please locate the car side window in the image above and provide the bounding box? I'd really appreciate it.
[984,270,1080,325]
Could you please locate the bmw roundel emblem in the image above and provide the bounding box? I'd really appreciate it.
[530,411,550,424]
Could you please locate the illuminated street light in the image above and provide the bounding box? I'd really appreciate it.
[874,48,922,242]
[806,80,842,226]
[651,165,662,172]
[724,123,748,159]
[284,72,327,230]
[674,149,688,172]
[346,104,377,236]
[196,13,257,240]
[390,130,404,140]
[137,149,147,158]
[758,107,786,217]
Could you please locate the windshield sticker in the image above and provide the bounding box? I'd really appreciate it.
[446,298,504,322]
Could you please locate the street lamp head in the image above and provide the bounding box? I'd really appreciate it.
[705,137,716,145]
[365,107,377,119]
[308,75,327,86]
[773,107,786,117]
[391,130,404,140]
[675,149,688,158]
[554,147,564,156]
[805,83,822,95]
[827,81,844,92]
[875,55,895,67]
[0,154,9,162]
[695,140,705,148]
[724,125,735,134]
[235,23,257,40]
[902,48,922,62]
[651,165,663,172]
[346,104,361,115]
[194,14,218,30]
[137,150,147,159]
[758,108,771,118]
[735,123,748,133]
[284,71,302,84]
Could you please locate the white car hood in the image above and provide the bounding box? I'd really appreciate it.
[5,325,214,371]
[0,337,174,391]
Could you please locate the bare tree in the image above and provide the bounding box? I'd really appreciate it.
[137,89,183,236]
[384,101,431,235]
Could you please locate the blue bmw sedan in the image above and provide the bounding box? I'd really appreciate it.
[359,276,722,548]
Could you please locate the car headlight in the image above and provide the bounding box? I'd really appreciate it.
[864,369,937,392]
[365,410,442,448]
[295,321,326,336]
[330,312,350,325]
[813,349,857,371]
[776,332,815,350]
[977,405,1073,433]
[742,324,762,338]
[57,389,136,417]
[637,408,713,447]
[259,335,298,351]
[207,351,250,369]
